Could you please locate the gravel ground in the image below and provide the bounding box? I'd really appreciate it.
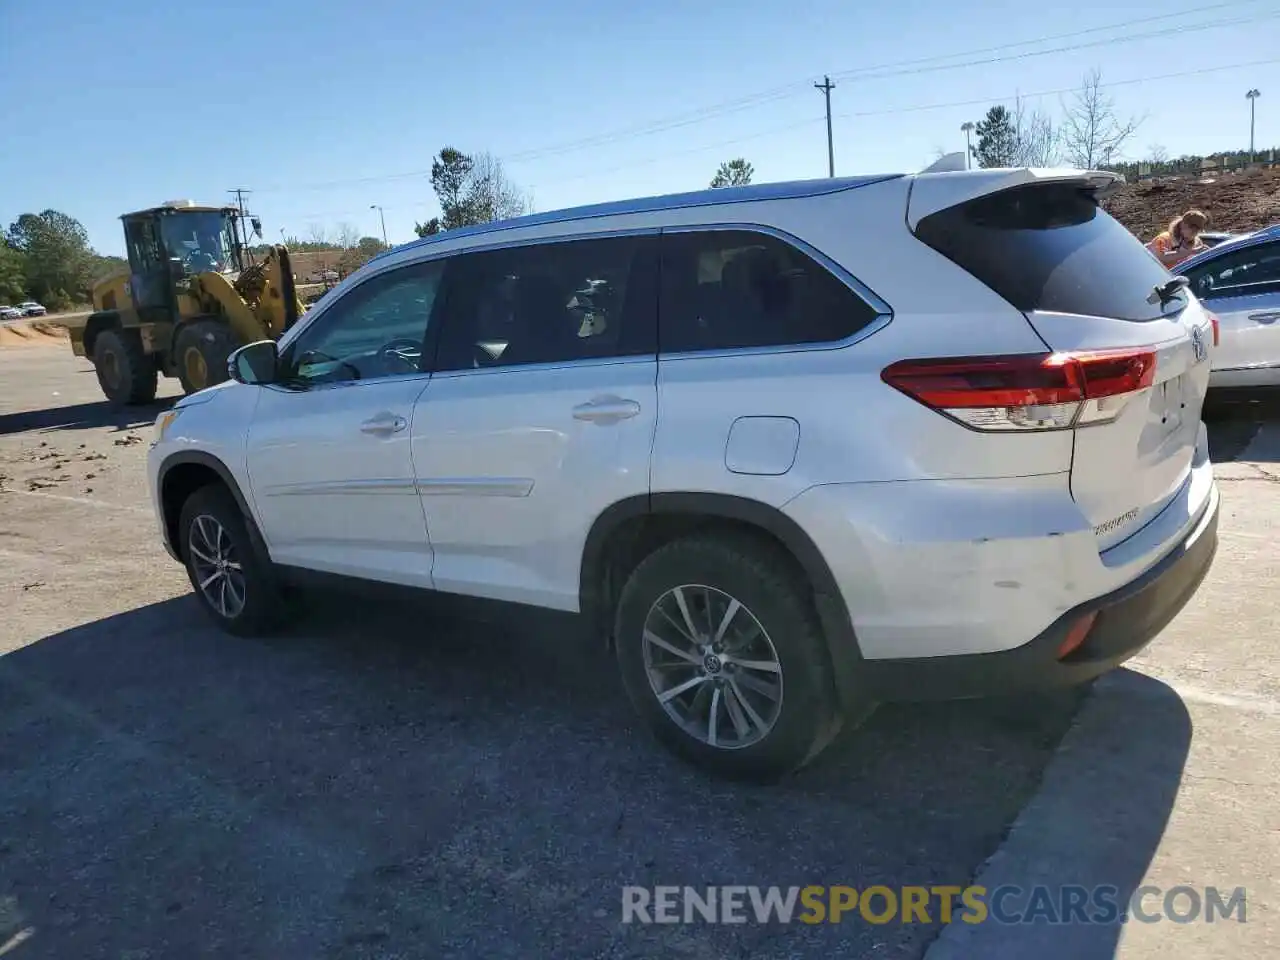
[0,345,1273,959]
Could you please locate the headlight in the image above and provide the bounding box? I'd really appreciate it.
[153,410,180,445]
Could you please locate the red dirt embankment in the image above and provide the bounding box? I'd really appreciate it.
[1103,167,1280,243]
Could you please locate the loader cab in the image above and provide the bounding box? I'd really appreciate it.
[121,203,245,322]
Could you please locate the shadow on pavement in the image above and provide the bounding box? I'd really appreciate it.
[0,589,1189,960]
[1204,389,1280,463]
[926,670,1192,960]
[0,397,175,437]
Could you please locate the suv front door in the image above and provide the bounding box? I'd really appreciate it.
[244,258,446,586]
[411,232,659,611]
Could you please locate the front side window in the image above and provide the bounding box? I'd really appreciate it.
[1182,241,1280,300]
[658,229,880,353]
[282,259,445,385]
[433,234,657,372]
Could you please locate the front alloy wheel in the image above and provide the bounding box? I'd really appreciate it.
[642,584,784,749]
[187,513,246,619]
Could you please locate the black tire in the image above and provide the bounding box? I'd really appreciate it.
[92,327,157,406]
[614,533,842,782]
[178,484,285,636]
[174,319,237,395]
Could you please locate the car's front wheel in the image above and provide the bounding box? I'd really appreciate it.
[614,533,843,781]
[179,484,284,636]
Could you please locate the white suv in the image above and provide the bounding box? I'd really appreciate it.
[148,168,1221,780]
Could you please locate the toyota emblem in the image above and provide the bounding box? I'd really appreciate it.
[1191,326,1207,364]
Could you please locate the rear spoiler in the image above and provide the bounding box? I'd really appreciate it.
[906,167,1126,230]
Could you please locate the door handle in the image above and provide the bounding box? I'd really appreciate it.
[572,396,641,424]
[1248,311,1280,324]
[360,413,407,435]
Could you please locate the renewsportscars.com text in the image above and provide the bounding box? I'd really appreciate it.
[621,884,1247,926]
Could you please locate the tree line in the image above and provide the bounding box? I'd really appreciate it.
[1,211,125,310]
[965,67,1275,175]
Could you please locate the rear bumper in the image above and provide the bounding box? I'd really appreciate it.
[857,480,1219,702]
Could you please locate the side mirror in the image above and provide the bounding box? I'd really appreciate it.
[228,339,279,385]
[167,257,186,280]
[251,217,263,238]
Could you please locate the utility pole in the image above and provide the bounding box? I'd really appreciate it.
[814,75,836,178]
[961,122,975,170]
[1247,89,1261,163]
[370,204,388,245]
[228,187,252,259]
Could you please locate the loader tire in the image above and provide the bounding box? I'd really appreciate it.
[93,328,158,407]
[175,319,237,395]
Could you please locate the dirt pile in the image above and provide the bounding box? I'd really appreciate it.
[1103,167,1280,243]
[0,320,70,349]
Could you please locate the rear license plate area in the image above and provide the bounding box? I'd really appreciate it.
[1156,374,1187,439]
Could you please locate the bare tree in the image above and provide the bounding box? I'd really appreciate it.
[467,152,532,223]
[307,223,329,246]
[1147,143,1170,164]
[336,221,360,249]
[1059,69,1142,169]
[1011,95,1058,167]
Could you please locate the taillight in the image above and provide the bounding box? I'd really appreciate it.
[881,350,1156,432]
[1206,311,1221,346]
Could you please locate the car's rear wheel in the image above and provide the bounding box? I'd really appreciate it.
[614,533,841,782]
[179,484,285,636]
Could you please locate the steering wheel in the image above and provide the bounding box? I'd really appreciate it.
[379,337,423,372]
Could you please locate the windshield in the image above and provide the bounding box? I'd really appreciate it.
[160,212,238,274]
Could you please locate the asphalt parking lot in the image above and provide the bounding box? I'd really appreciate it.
[2,344,1277,959]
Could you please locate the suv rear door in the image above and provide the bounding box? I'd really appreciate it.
[910,172,1215,552]
[411,231,660,610]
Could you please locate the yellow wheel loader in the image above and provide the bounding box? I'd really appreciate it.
[69,200,308,405]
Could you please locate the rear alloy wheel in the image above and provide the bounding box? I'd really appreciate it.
[175,319,237,395]
[615,534,842,782]
[641,585,785,750]
[178,484,285,636]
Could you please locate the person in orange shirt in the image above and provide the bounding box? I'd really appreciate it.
[1146,210,1209,269]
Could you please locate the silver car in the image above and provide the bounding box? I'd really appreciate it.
[17,301,46,316]
[0,305,22,321]
[1178,224,1280,389]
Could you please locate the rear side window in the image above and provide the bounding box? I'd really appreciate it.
[1182,241,1280,300]
[659,230,881,353]
[433,234,657,372]
[914,183,1183,322]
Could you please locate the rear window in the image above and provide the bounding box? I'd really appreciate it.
[914,182,1184,322]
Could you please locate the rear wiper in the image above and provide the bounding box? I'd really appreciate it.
[1149,275,1190,306]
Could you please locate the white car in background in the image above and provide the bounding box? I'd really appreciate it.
[147,167,1220,781]
[17,301,47,316]
[1177,224,1280,389]
[0,305,23,321]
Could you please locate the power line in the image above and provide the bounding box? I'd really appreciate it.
[251,0,1268,194]
[829,11,1280,86]
[834,56,1280,120]
[268,52,1279,224]
[826,0,1269,82]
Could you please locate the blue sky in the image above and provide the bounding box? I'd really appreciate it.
[1,0,1276,255]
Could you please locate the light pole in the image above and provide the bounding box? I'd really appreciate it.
[370,204,388,246]
[961,121,975,169]
[1247,89,1261,164]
